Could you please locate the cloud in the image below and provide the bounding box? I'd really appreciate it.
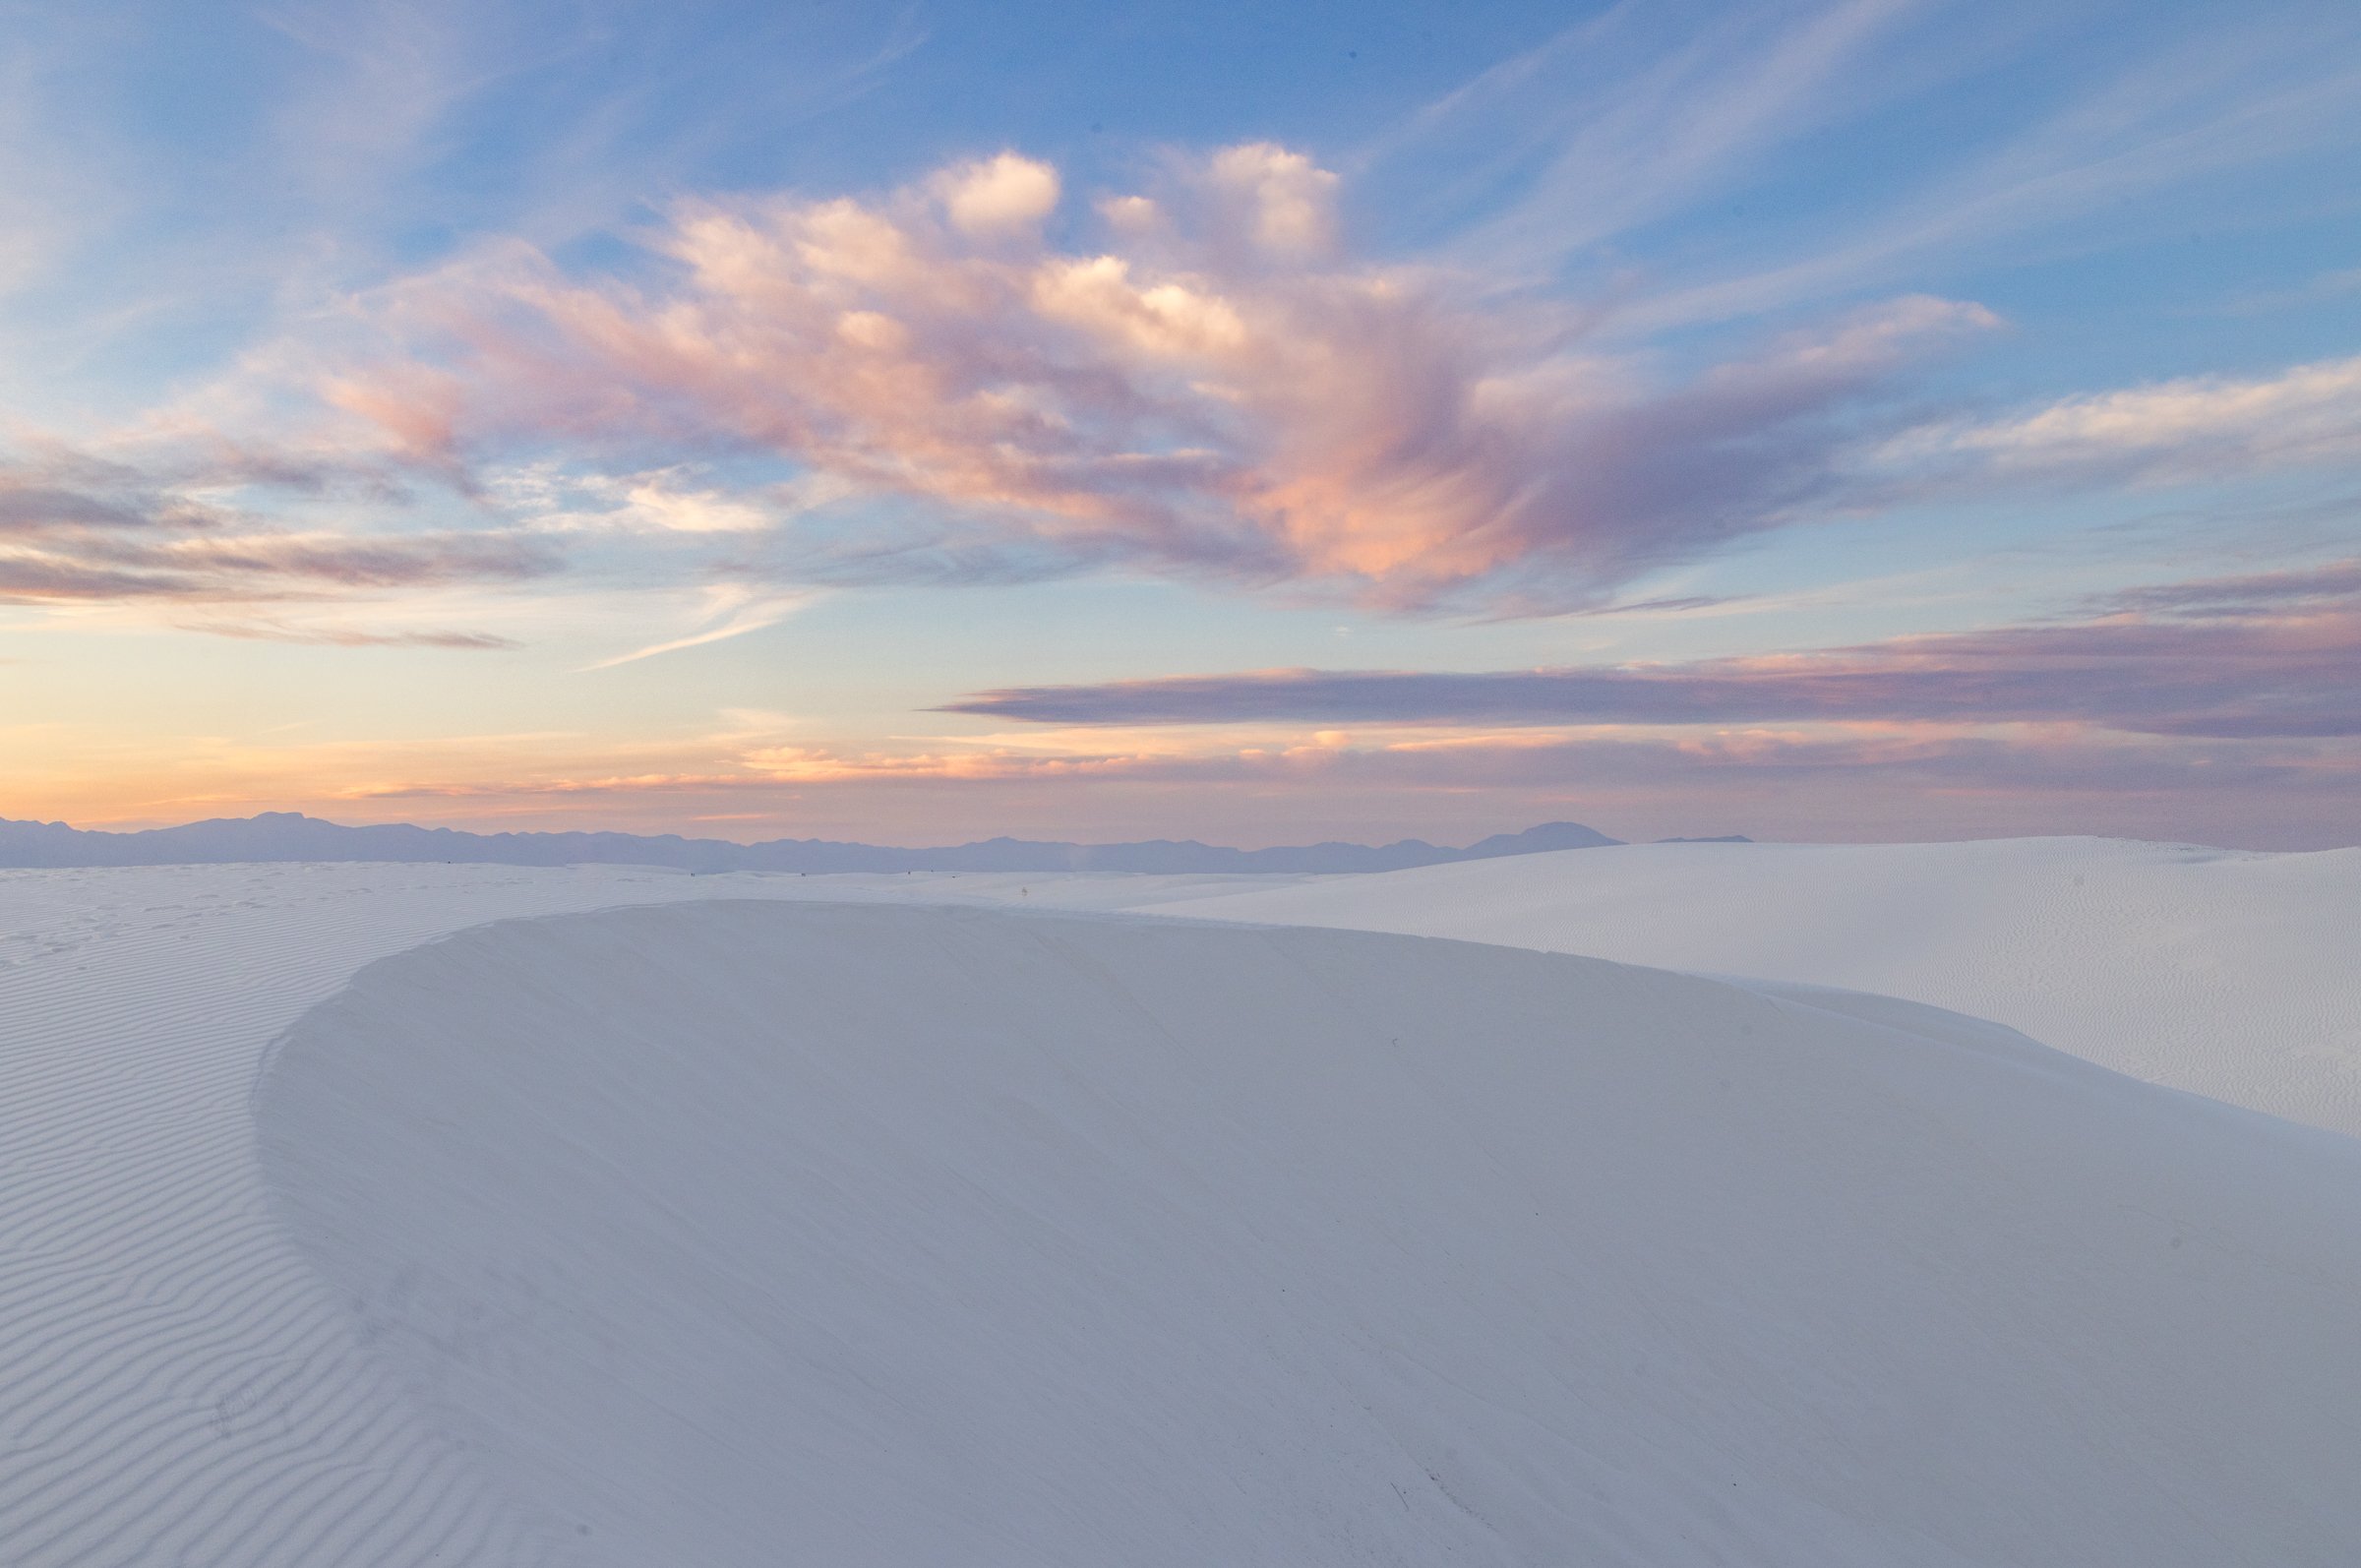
[1889,354,2361,486]
[2089,559,2361,615]
[944,561,2361,740]
[18,90,2353,637]
[1398,0,1920,277]
[34,685,2345,848]
[2221,266,2361,317]
[1205,143,1339,254]
[323,145,1999,611]
[0,448,560,607]
[331,722,2357,855]
[9,3,2360,672]
[1609,7,2361,332]
[937,152,1060,236]
[1581,594,1741,616]
[581,584,811,670]
[174,621,520,649]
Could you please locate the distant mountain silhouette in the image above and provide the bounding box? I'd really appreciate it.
[0,812,1627,874]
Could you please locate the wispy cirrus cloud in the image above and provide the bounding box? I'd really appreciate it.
[0,445,558,606]
[1599,5,2361,332]
[945,560,2361,740]
[580,584,813,670]
[2222,266,2361,317]
[1393,0,1929,277]
[2093,558,2361,615]
[172,620,520,649]
[1884,353,2361,487]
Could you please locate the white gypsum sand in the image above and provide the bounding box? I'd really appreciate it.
[255,899,2361,1568]
[11,848,2361,1565]
[0,864,844,1568]
[0,861,1269,1567]
[1150,837,2361,1136]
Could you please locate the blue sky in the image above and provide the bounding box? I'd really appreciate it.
[2,0,2357,846]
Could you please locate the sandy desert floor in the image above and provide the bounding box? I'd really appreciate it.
[3,841,2358,1565]
[1158,837,2361,1137]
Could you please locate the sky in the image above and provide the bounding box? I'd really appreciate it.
[2,0,2358,849]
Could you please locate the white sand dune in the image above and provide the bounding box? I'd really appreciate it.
[10,847,2361,1564]
[253,899,2361,1567]
[1154,837,2361,1136]
[0,864,826,1568]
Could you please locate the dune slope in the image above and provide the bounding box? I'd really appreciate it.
[0,864,824,1568]
[1155,837,2361,1136]
[259,900,2361,1567]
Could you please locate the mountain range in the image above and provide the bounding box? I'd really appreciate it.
[0,813,1724,874]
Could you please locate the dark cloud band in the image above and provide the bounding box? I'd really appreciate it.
[946,563,2361,740]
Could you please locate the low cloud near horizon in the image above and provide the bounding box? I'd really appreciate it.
[946,560,2361,741]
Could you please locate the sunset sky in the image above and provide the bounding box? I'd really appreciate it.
[3,0,2358,847]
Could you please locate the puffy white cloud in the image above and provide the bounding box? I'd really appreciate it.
[1205,142,1339,254]
[938,151,1061,236]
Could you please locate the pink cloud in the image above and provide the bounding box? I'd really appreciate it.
[331,724,2357,850]
[327,146,1998,609]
